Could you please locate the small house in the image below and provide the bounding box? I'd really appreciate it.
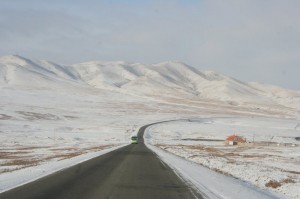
[225,135,246,145]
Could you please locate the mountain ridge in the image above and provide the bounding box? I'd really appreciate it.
[0,55,299,111]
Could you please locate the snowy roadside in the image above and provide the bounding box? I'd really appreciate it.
[0,144,128,193]
[144,125,286,199]
[0,88,200,193]
[146,117,300,198]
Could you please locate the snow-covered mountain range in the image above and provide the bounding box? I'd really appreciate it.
[1,55,299,113]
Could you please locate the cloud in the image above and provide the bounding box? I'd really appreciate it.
[0,0,299,89]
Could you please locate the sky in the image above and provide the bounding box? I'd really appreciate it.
[0,0,299,90]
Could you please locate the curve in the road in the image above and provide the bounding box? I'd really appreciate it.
[0,123,203,199]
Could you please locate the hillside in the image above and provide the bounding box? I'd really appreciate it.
[0,55,82,90]
[0,55,299,117]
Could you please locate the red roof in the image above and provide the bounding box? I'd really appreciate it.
[226,135,246,142]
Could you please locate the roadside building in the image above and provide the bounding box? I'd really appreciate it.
[225,135,246,145]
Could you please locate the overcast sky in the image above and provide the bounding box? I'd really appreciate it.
[0,0,299,90]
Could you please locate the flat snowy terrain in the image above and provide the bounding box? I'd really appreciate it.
[0,55,299,197]
[145,126,287,199]
[146,118,300,198]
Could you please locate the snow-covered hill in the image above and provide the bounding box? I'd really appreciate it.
[72,59,300,110]
[0,55,82,90]
[73,60,265,101]
[1,55,299,115]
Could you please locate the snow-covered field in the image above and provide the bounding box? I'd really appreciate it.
[1,55,300,197]
[145,128,285,199]
[147,118,300,198]
[0,88,205,192]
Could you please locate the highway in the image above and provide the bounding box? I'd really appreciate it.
[0,124,203,199]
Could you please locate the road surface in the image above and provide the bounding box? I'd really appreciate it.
[0,124,203,199]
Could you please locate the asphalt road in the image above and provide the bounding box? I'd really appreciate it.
[0,124,203,199]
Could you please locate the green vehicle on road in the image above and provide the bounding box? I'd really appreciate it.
[131,136,138,144]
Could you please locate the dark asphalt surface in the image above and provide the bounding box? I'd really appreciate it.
[0,124,203,199]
